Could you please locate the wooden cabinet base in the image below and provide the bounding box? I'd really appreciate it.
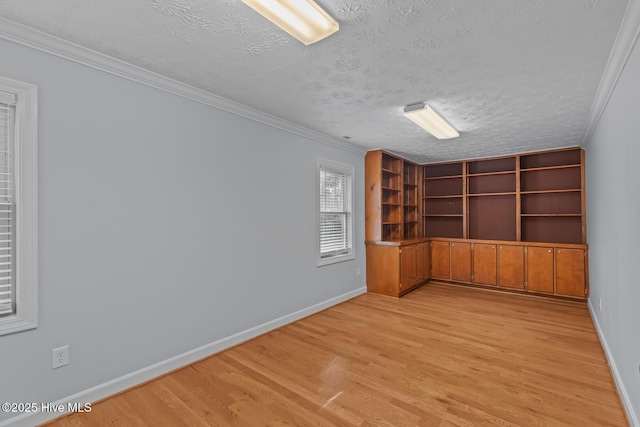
[428,280,588,302]
[367,238,588,301]
[366,240,430,297]
[432,238,588,300]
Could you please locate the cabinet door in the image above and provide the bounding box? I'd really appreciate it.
[431,241,450,280]
[498,245,524,289]
[556,248,586,298]
[416,241,431,283]
[400,244,417,292]
[366,244,401,297]
[451,242,472,282]
[473,244,497,286]
[527,247,554,293]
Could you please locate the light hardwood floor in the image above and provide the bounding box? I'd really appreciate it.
[43,283,628,426]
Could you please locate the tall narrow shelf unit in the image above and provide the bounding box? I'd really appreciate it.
[403,161,420,239]
[466,156,517,241]
[365,151,429,297]
[519,149,585,244]
[366,147,588,300]
[366,151,402,241]
[422,162,464,238]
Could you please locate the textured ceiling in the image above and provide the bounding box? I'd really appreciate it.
[0,0,630,162]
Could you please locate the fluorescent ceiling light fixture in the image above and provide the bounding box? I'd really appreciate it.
[403,103,460,139]
[242,0,339,45]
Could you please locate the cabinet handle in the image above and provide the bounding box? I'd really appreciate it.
[492,246,495,249]
[452,244,454,247]
[558,250,562,254]
[548,249,551,253]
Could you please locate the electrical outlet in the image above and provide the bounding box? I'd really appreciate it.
[356,267,361,277]
[598,298,602,312]
[52,345,69,369]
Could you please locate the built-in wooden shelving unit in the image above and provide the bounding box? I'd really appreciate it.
[365,147,588,300]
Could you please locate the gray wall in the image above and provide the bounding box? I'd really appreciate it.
[0,37,365,423]
[586,36,640,425]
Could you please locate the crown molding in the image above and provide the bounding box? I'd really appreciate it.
[0,16,366,156]
[582,0,640,146]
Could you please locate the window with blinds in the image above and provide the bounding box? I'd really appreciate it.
[318,159,354,265]
[0,76,37,336]
[0,91,15,318]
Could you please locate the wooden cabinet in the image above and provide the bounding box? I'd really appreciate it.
[498,245,524,289]
[416,241,431,283]
[431,240,450,280]
[426,239,587,300]
[451,242,471,282]
[400,244,417,293]
[367,239,587,300]
[526,246,554,294]
[474,243,497,286]
[365,241,430,297]
[555,248,586,298]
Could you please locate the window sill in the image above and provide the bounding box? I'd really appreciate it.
[317,252,355,267]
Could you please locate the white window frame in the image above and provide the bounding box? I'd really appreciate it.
[0,75,38,336]
[317,158,354,266]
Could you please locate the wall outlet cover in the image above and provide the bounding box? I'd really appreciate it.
[52,345,69,369]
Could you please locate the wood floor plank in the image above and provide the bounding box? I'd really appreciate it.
[41,283,629,426]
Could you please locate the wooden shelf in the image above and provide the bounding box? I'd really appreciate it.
[520,167,581,193]
[382,168,400,175]
[467,192,517,197]
[368,147,585,245]
[424,175,463,180]
[521,216,583,244]
[520,164,581,172]
[521,214,582,217]
[423,162,463,179]
[520,149,581,169]
[468,173,516,194]
[468,194,517,241]
[466,171,515,177]
[520,189,581,194]
[424,216,463,239]
[468,156,516,175]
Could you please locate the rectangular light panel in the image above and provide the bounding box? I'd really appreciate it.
[403,103,459,139]
[242,0,339,45]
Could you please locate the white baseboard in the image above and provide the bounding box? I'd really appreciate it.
[1,286,367,427]
[588,300,639,427]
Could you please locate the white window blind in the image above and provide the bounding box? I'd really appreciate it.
[0,76,37,336]
[0,91,16,317]
[319,160,353,263]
